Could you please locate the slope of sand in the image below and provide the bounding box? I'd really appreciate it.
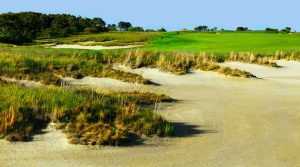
[51,44,141,50]
[1,61,300,167]
[63,76,144,92]
[222,60,300,84]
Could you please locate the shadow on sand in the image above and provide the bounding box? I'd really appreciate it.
[118,122,216,147]
[8,121,215,147]
[171,122,216,137]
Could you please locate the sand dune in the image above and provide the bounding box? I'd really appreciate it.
[62,76,144,92]
[222,60,300,84]
[1,60,300,167]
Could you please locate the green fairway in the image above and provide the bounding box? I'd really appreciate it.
[145,31,300,53]
[35,32,161,46]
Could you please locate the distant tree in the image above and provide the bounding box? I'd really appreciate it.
[18,12,43,39]
[0,12,109,44]
[107,24,118,31]
[265,28,279,32]
[49,15,70,37]
[118,21,132,31]
[0,26,29,44]
[221,28,225,31]
[281,27,292,33]
[145,29,156,32]
[236,27,248,31]
[0,12,32,44]
[45,28,57,37]
[91,17,106,32]
[194,26,208,32]
[213,27,218,32]
[84,27,99,34]
[128,26,144,32]
[77,16,92,32]
[157,27,167,32]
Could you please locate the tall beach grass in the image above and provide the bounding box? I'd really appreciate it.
[0,79,173,145]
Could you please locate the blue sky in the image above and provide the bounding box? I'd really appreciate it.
[1,0,299,31]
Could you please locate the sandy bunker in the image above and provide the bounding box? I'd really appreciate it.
[51,44,141,50]
[1,60,300,167]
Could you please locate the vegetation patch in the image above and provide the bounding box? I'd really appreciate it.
[36,32,161,47]
[0,47,152,85]
[103,49,257,77]
[196,61,255,78]
[112,91,175,105]
[227,52,278,67]
[0,81,173,145]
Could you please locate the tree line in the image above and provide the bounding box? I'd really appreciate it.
[0,12,167,44]
[194,25,293,33]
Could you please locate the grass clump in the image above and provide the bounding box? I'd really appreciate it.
[0,81,173,145]
[219,67,256,78]
[112,91,175,105]
[196,61,256,78]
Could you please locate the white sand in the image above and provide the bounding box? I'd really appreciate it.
[222,60,300,84]
[63,76,147,92]
[0,76,42,87]
[51,44,141,50]
[1,60,300,166]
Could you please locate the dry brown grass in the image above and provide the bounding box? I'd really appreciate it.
[104,49,257,78]
[0,81,174,145]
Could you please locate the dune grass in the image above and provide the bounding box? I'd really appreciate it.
[0,79,173,145]
[101,49,258,77]
[0,45,258,78]
[0,46,152,85]
[3,43,299,79]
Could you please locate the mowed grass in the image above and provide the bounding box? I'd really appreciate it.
[145,31,300,53]
[35,32,162,46]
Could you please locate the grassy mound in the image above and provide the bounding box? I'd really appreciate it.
[0,80,173,145]
[104,49,257,77]
[196,62,256,78]
[0,47,151,85]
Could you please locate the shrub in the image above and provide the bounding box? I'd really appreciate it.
[236,27,248,31]
[128,27,144,32]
